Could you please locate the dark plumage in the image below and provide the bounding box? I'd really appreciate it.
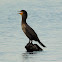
[19,10,46,47]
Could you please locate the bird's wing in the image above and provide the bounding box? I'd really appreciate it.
[25,24,39,40]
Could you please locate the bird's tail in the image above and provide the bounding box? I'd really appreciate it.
[38,40,46,47]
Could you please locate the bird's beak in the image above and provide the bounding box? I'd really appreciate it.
[18,11,23,15]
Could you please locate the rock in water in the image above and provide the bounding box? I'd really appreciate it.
[25,43,43,52]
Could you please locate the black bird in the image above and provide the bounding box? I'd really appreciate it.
[19,10,46,47]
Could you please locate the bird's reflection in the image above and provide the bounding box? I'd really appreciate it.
[22,51,42,62]
[22,51,37,62]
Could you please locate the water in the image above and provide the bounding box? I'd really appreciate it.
[0,0,62,62]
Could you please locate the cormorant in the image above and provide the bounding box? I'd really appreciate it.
[19,10,46,47]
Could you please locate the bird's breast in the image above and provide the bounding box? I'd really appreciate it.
[21,23,26,33]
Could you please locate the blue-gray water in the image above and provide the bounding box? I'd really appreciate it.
[0,0,62,62]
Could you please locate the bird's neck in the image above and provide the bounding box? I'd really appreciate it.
[22,17,27,24]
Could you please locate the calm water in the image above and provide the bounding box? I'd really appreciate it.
[0,0,62,62]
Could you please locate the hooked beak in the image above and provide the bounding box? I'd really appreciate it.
[18,11,23,15]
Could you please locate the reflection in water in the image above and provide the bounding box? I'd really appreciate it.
[22,52,35,62]
[22,51,44,62]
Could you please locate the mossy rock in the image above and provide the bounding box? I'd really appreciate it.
[25,43,43,52]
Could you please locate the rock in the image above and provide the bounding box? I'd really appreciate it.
[25,43,43,52]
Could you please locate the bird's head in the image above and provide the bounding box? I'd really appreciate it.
[19,10,28,19]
